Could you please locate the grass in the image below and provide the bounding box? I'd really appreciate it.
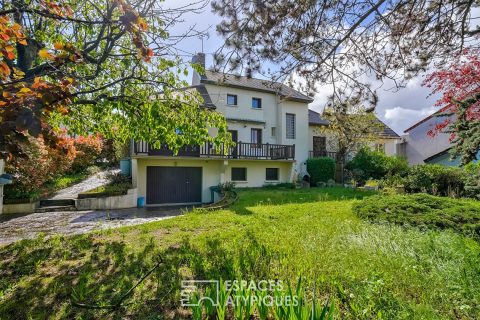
[79,182,131,197]
[0,187,479,319]
[40,171,91,198]
[353,193,480,241]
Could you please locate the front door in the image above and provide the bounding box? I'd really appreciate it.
[146,166,202,204]
[313,136,327,157]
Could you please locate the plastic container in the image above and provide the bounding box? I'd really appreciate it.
[137,196,145,208]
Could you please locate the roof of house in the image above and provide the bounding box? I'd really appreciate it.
[200,70,314,103]
[308,109,400,138]
[376,118,401,139]
[178,84,216,109]
[308,109,330,126]
[403,106,452,133]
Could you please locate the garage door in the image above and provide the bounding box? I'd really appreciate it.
[146,166,202,204]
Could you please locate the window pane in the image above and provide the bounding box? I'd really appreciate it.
[231,168,246,181]
[227,94,237,105]
[252,98,262,109]
[251,128,262,144]
[266,168,279,181]
[286,113,296,139]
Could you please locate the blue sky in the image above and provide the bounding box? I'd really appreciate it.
[165,0,443,135]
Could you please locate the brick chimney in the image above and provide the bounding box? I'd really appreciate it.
[191,52,205,85]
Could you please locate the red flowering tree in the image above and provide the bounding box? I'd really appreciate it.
[423,53,480,164]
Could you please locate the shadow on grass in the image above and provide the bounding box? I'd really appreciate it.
[230,186,376,215]
[0,230,287,319]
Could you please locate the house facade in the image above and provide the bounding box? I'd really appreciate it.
[403,109,479,165]
[307,109,402,159]
[131,53,312,205]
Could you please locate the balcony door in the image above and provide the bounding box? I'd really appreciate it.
[228,129,238,158]
[313,136,327,157]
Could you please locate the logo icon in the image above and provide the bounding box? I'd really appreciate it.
[180,280,219,307]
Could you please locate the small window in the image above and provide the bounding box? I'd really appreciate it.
[251,128,262,144]
[271,127,276,137]
[286,113,296,139]
[227,94,237,106]
[252,97,262,109]
[266,168,279,181]
[231,167,247,181]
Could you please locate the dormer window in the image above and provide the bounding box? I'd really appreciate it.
[227,94,237,106]
[252,97,262,109]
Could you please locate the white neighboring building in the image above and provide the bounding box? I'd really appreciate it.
[131,53,312,205]
[307,109,403,158]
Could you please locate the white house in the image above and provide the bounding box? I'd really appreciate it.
[131,53,312,205]
[403,108,479,165]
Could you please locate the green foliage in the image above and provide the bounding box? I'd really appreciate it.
[403,164,466,197]
[306,157,336,185]
[1,188,480,319]
[463,162,480,199]
[218,181,236,193]
[261,182,295,189]
[353,194,480,241]
[346,147,409,184]
[80,173,131,198]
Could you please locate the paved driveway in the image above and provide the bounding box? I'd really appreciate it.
[0,206,185,245]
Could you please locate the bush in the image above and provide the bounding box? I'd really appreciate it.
[353,194,480,241]
[71,134,103,172]
[403,164,466,197]
[346,147,409,184]
[306,157,336,185]
[463,162,480,200]
[4,136,76,199]
[106,171,131,185]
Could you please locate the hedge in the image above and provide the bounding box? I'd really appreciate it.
[353,193,480,241]
[306,157,336,185]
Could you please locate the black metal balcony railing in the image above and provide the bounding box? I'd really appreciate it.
[134,141,295,160]
[308,150,338,160]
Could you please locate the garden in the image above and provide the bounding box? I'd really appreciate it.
[0,185,479,319]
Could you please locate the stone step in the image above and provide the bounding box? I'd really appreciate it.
[39,199,76,207]
[35,205,77,213]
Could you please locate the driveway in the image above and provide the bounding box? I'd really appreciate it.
[51,169,120,199]
[0,206,185,245]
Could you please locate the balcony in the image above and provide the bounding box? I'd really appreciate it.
[134,141,295,160]
[308,150,338,161]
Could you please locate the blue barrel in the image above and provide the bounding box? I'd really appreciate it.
[137,196,145,208]
[120,159,131,176]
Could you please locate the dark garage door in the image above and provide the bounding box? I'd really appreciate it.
[146,166,202,204]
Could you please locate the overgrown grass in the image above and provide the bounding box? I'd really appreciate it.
[353,193,480,241]
[0,187,479,319]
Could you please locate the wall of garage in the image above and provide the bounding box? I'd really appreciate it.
[134,158,224,204]
[132,157,295,205]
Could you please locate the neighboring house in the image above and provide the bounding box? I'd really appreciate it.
[403,109,479,166]
[130,53,312,205]
[308,109,402,159]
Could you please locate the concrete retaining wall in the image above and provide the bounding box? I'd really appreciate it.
[3,201,38,214]
[76,188,137,210]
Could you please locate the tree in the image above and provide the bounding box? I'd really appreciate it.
[423,53,480,164]
[318,100,383,163]
[0,0,229,159]
[212,0,479,105]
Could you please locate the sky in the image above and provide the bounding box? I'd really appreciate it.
[164,0,445,135]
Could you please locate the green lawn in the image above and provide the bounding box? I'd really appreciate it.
[0,187,479,319]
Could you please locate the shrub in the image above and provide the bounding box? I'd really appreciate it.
[71,134,103,172]
[4,136,75,199]
[218,181,236,193]
[404,164,466,197]
[106,171,131,185]
[463,162,480,200]
[346,147,409,184]
[353,194,480,241]
[306,157,336,185]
